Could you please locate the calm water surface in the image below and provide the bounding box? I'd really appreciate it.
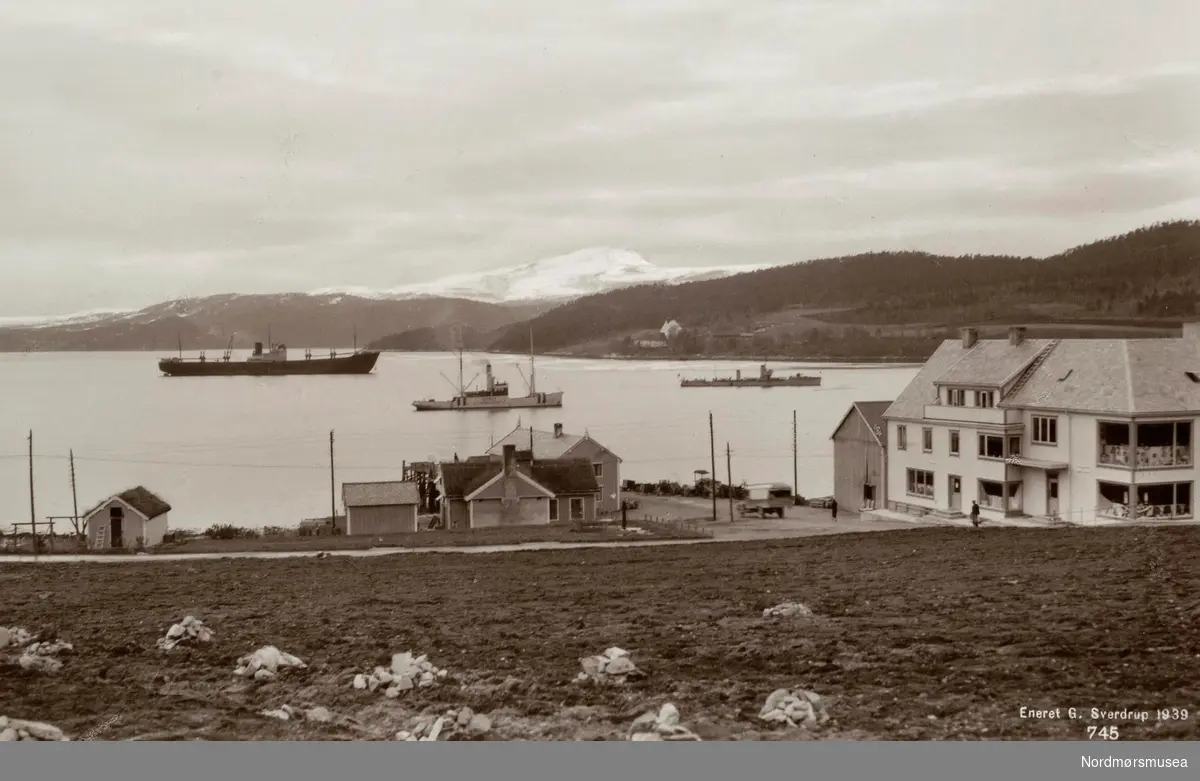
[0,351,918,529]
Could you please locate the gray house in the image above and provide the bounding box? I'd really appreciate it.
[342,481,421,535]
[830,401,890,513]
[488,423,623,514]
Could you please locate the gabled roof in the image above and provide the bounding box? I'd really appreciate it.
[883,340,973,421]
[342,481,420,507]
[464,468,556,501]
[527,458,601,495]
[889,333,1200,419]
[1002,338,1200,414]
[830,401,891,446]
[933,338,1054,388]
[488,426,621,462]
[439,461,499,498]
[82,486,171,521]
[440,455,601,499]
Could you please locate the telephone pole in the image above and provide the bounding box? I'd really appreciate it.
[792,410,798,500]
[709,412,717,521]
[725,442,734,522]
[69,449,80,537]
[27,430,36,529]
[329,430,336,528]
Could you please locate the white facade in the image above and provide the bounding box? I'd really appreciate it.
[884,327,1199,525]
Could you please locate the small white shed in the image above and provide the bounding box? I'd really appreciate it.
[83,486,172,550]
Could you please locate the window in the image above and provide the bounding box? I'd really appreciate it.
[1008,436,1022,458]
[974,390,995,408]
[569,497,585,521]
[978,479,1022,512]
[947,388,966,406]
[978,434,1004,459]
[1098,422,1132,466]
[922,428,933,452]
[593,462,604,477]
[549,499,559,521]
[1032,415,1058,445]
[896,425,908,450]
[906,468,934,498]
[949,430,960,455]
[1131,482,1193,519]
[1097,481,1131,518]
[1134,421,1192,468]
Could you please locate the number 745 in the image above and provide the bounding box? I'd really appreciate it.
[1088,726,1119,740]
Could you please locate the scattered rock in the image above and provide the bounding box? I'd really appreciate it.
[304,707,333,724]
[157,615,215,651]
[628,704,701,741]
[234,646,307,679]
[354,651,447,698]
[396,708,493,741]
[762,602,814,619]
[259,704,335,724]
[0,627,34,649]
[758,688,829,729]
[576,647,644,685]
[315,552,332,559]
[18,639,73,673]
[261,705,298,721]
[0,716,69,741]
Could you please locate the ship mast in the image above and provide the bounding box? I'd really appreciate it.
[457,325,465,395]
[529,325,536,395]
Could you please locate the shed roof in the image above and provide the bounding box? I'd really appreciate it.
[83,486,172,521]
[342,481,420,507]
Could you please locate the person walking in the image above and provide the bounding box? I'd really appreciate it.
[830,498,838,522]
[970,500,981,528]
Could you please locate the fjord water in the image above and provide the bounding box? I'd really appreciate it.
[0,351,918,530]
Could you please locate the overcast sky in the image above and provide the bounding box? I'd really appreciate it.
[1,0,1197,316]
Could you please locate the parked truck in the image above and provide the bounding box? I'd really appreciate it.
[737,483,794,518]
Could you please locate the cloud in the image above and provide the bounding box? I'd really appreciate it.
[0,0,1196,315]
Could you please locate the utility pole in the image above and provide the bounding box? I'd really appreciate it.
[709,412,717,521]
[792,410,798,501]
[726,442,734,522]
[69,449,80,537]
[28,430,36,532]
[329,430,336,529]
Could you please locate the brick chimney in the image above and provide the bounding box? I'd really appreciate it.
[961,327,978,348]
[553,423,563,438]
[1008,326,1026,346]
[1183,322,1200,341]
[502,444,517,474]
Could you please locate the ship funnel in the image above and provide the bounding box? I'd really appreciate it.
[736,369,741,381]
[254,342,263,356]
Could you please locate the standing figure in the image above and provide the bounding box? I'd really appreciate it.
[970,500,981,528]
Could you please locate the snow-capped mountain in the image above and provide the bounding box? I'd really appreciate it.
[312,248,772,303]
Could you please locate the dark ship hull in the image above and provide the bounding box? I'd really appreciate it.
[159,351,380,377]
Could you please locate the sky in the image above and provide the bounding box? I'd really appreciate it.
[1,0,1197,316]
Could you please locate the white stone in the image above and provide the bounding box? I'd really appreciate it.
[0,729,17,741]
[456,708,474,727]
[631,732,662,741]
[468,714,492,734]
[353,674,368,690]
[305,707,333,723]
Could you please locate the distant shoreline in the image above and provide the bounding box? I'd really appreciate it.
[6,346,927,366]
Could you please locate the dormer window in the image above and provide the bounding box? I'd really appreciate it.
[975,390,995,408]
[947,388,966,406]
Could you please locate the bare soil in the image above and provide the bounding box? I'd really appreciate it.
[2,526,1197,741]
